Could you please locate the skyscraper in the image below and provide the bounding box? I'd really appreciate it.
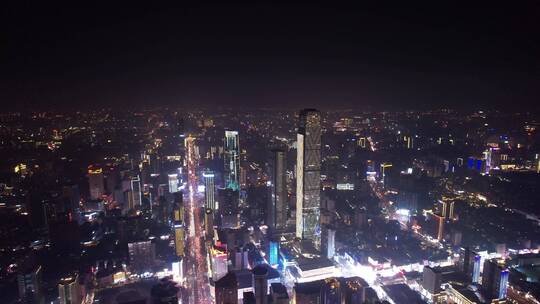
[268,148,287,231]
[129,175,142,209]
[17,261,43,304]
[215,272,239,304]
[482,259,509,300]
[224,130,240,191]
[128,240,156,273]
[168,173,179,193]
[321,278,341,304]
[296,109,322,242]
[320,227,336,260]
[439,197,455,220]
[174,222,185,257]
[88,166,104,200]
[253,265,269,304]
[58,274,81,304]
[203,170,216,210]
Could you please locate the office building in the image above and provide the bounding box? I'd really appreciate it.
[379,162,392,179]
[429,212,445,241]
[88,166,104,200]
[58,274,81,304]
[270,283,289,304]
[215,272,239,304]
[482,259,509,300]
[173,192,184,222]
[150,279,179,304]
[268,239,279,267]
[343,277,366,304]
[296,109,322,243]
[422,266,442,295]
[268,148,287,232]
[224,130,240,191]
[294,280,323,303]
[17,262,43,304]
[128,240,156,273]
[205,208,215,239]
[323,228,336,260]
[439,198,455,220]
[211,245,228,281]
[472,254,481,284]
[253,265,269,304]
[321,278,341,304]
[217,188,240,228]
[174,223,185,257]
[203,170,216,210]
[168,173,179,193]
[130,175,142,208]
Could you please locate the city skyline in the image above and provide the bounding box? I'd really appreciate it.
[2,2,540,304]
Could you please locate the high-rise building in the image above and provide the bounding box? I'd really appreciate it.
[268,239,279,267]
[268,148,287,232]
[429,212,445,241]
[321,228,336,260]
[439,197,455,220]
[224,130,240,191]
[472,253,481,284]
[203,170,216,210]
[217,188,240,228]
[296,109,322,243]
[168,173,179,193]
[482,259,509,300]
[342,277,366,304]
[270,283,289,304]
[130,175,142,208]
[173,192,184,222]
[128,240,156,273]
[151,279,179,304]
[422,266,442,295]
[211,245,228,281]
[88,166,104,200]
[205,208,215,239]
[58,273,81,304]
[215,272,239,304]
[17,262,43,304]
[174,223,185,257]
[321,278,341,304]
[252,265,269,304]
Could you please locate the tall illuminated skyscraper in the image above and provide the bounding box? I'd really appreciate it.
[296,109,322,242]
[203,170,216,210]
[224,130,240,191]
[268,148,287,231]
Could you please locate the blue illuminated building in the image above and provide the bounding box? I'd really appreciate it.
[269,240,279,267]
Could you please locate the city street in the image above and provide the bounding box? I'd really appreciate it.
[185,136,213,304]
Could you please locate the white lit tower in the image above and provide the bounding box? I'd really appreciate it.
[224,131,240,191]
[296,109,322,244]
[203,170,216,210]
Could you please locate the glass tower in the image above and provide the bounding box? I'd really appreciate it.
[224,131,240,190]
[268,148,287,231]
[203,170,216,210]
[296,109,322,242]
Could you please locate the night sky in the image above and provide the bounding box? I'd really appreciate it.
[2,2,539,110]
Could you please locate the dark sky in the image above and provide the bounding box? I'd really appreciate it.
[1,2,539,110]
